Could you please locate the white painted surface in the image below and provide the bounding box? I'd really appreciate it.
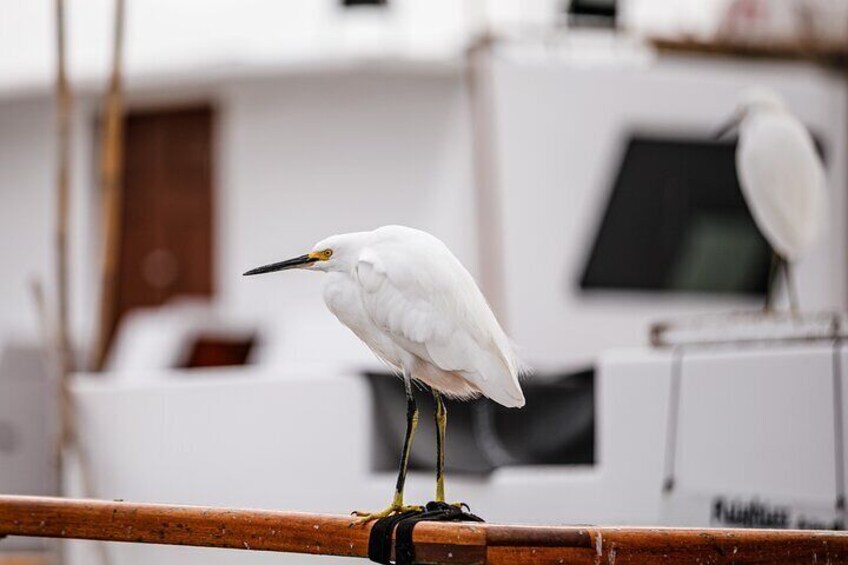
[0,99,53,344]
[0,0,471,100]
[0,343,56,551]
[65,368,375,565]
[675,346,838,500]
[0,0,768,100]
[0,97,97,351]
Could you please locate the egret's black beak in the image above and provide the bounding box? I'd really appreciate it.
[243,254,318,276]
[714,113,742,140]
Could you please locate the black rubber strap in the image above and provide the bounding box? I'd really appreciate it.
[367,509,420,565]
[368,502,484,565]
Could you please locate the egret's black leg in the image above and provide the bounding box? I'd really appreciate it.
[433,390,447,503]
[351,372,421,525]
[764,251,780,312]
[393,374,419,506]
[784,259,800,315]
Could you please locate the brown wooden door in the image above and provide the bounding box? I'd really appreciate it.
[106,106,215,352]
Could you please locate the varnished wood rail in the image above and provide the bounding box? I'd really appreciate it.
[1,495,846,564]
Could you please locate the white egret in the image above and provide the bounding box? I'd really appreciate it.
[244,225,525,523]
[717,88,827,311]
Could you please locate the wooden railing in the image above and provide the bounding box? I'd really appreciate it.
[1,495,846,564]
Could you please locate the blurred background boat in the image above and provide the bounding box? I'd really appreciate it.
[0,0,846,563]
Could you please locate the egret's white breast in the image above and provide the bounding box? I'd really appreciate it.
[322,271,401,370]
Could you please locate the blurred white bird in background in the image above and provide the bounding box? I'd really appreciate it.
[244,225,525,523]
[717,88,828,312]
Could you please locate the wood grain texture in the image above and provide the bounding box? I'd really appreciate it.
[651,37,847,68]
[0,553,48,565]
[1,496,846,564]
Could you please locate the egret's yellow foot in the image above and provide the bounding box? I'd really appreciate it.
[349,504,423,526]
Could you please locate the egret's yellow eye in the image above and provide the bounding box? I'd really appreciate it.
[324,249,333,259]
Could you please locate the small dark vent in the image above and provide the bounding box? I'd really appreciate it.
[566,0,617,27]
[341,0,388,7]
[180,334,257,369]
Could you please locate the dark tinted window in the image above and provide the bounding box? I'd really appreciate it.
[580,135,772,296]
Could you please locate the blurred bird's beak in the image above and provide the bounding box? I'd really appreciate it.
[714,112,742,139]
[243,253,319,276]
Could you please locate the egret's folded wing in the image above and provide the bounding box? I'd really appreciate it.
[355,245,525,408]
[739,115,827,260]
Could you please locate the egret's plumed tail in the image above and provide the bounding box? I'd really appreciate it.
[466,369,525,407]
[461,345,525,408]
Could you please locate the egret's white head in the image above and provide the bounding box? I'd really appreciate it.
[738,87,786,116]
[242,232,364,277]
[307,232,367,272]
[716,87,787,139]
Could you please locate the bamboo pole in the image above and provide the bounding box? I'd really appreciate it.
[93,0,126,371]
[0,495,846,565]
[51,5,81,565]
[50,4,116,563]
[52,0,73,454]
[51,5,73,564]
[54,0,72,383]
